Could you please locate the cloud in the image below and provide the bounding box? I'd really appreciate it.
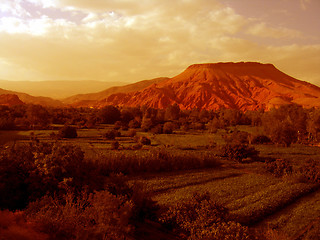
[300,0,311,10]
[246,22,303,39]
[0,0,31,17]
[0,0,318,87]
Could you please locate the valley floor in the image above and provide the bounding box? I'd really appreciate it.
[1,126,320,239]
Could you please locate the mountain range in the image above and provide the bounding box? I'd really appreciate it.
[0,80,127,99]
[1,62,320,110]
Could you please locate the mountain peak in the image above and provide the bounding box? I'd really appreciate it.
[97,62,320,110]
[187,62,275,69]
[186,62,276,70]
[0,94,24,106]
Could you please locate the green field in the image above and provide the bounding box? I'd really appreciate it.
[1,125,320,239]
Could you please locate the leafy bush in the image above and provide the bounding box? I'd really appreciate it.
[138,136,151,145]
[265,159,293,177]
[160,192,254,240]
[58,125,77,138]
[251,134,272,144]
[26,191,134,240]
[104,130,120,140]
[163,122,176,134]
[218,144,259,162]
[99,105,121,124]
[0,210,48,240]
[128,119,140,129]
[224,130,250,144]
[127,129,136,137]
[150,124,163,134]
[295,159,320,184]
[0,117,16,130]
[26,176,158,240]
[0,143,103,210]
[264,121,297,147]
[110,141,120,150]
[113,120,122,130]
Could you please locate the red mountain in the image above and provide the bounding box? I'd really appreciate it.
[63,77,168,107]
[95,62,320,110]
[0,94,24,106]
[0,88,63,107]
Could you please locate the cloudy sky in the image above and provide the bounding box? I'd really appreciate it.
[0,0,319,85]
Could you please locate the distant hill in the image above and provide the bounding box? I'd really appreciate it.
[0,80,127,99]
[0,94,24,106]
[0,88,63,107]
[63,77,169,107]
[92,62,320,110]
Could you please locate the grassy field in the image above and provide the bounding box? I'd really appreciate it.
[2,125,320,239]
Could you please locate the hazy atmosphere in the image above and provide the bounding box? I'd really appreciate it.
[0,0,319,85]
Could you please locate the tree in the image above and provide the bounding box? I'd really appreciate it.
[141,117,154,132]
[26,104,50,129]
[266,121,297,147]
[218,144,259,162]
[59,125,77,138]
[99,106,121,124]
[307,109,320,142]
[262,104,306,146]
[163,122,176,134]
[165,103,180,121]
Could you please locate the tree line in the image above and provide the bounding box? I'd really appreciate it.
[2,103,320,146]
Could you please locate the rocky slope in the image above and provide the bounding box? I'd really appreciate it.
[0,94,24,106]
[63,77,168,107]
[0,88,63,107]
[95,62,320,110]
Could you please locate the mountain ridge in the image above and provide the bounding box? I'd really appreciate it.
[0,88,63,107]
[94,62,320,110]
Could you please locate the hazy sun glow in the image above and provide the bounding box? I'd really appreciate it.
[0,0,319,85]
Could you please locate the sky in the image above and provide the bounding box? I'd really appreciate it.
[0,0,319,85]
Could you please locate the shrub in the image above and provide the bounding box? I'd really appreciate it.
[110,141,120,150]
[295,159,320,183]
[104,130,120,140]
[224,130,250,144]
[251,134,272,144]
[0,143,103,210]
[0,117,16,130]
[160,192,254,240]
[264,120,297,147]
[150,124,163,134]
[163,122,176,134]
[99,105,121,124]
[26,191,134,240]
[127,129,136,137]
[113,121,122,130]
[218,144,259,162]
[131,143,143,150]
[0,210,48,240]
[139,136,151,145]
[59,125,77,138]
[26,177,158,239]
[141,117,154,132]
[265,159,293,177]
[104,175,159,222]
[128,119,140,129]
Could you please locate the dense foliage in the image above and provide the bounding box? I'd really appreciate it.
[218,144,259,162]
[0,143,103,210]
[160,192,255,240]
[1,103,320,147]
